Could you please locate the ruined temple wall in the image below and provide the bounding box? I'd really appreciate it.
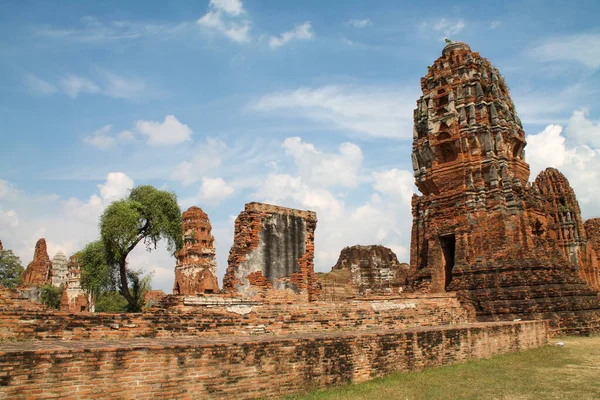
[0,320,548,400]
[0,294,470,341]
[224,202,319,301]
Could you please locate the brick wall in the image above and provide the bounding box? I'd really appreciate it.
[0,294,470,341]
[0,320,548,399]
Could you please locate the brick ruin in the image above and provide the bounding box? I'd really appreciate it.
[223,202,319,301]
[173,206,219,295]
[319,245,410,300]
[2,41,600,399]
[585,218,600,276]
[409,41,600,334]
[59,254,90,313]
[535,168,600,290]
[20,238,51,286]
[50,251,68,287]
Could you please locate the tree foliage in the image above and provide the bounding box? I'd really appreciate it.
[100,185,182,311]
[40,284,63,309]
[79,241,114,300]
[0,249,24,289]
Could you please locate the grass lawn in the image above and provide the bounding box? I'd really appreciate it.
[288,336,600,400]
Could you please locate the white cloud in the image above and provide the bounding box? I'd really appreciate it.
[565,108,600,148]
[98,172,134,202]
[372,168,415,207]
[24,74,58,96]
[250,84,418,139]
[102,71,147,100]
[0,207,18,228]
[60,75,100,98]
[135,115,193,145]
[269,22,314,49]
[0,179,20,201]
[282,137,363,187]
[197,0,251,43]
[117,130,135,141]
[26,71,150,100]
[83,125,115,150]
[529,33,600,69]
[83,125,136,149]
[524,125,566,177]
[35,16,190,42]
[526,110,600,219]
[170,138,226,185]
[347,19,371,28]
[197,177,235,204]
[420,18,465,41]
[489,21,501,30]
[63,172,134,223]
[209,0,245,16]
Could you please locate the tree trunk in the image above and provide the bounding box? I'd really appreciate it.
[118,257,138,311]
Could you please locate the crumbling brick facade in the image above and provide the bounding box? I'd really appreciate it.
[173,207,219,295]
[584,218,600,286]
[224,202,319,301]
[409,42,600,334]
[21,238,51,286]
[535,168,600,290]
[320,245,410,299]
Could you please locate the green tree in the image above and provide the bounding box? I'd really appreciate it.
[100,185,182,311]
[40,284,63,309]
[0,248,24,289]
[79,241,114,302]
[94,291,128,312]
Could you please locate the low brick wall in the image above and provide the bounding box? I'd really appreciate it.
[0,294,470,341]
[0,320,547,399]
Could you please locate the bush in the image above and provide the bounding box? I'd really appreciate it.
[40,284,64,309]
[95,291,129,313]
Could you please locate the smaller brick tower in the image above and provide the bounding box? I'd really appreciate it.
[173,207,219,295]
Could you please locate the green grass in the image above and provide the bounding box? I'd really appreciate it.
[287,336,600,400]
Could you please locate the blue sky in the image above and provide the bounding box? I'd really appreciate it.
[1,0,600,292]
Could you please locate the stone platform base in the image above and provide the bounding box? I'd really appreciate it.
[0,320,547,399]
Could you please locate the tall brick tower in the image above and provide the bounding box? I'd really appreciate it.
[409,42,600,334]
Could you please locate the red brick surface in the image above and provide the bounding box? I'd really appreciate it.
[0,320,547,400]
[21,238,51,286]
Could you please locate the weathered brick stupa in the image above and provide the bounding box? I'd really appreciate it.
[409,41,600,334]
[173,207,219,295]
[21,238,51,286]
[224,202,319,301]
[328,245,410,296]
[584,218,600,284]
[535,168,600,290]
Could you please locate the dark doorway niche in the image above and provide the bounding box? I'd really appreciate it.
[440,234,456,291]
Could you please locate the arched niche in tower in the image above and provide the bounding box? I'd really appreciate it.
[512,142,524,159]
[436,132,459,163]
